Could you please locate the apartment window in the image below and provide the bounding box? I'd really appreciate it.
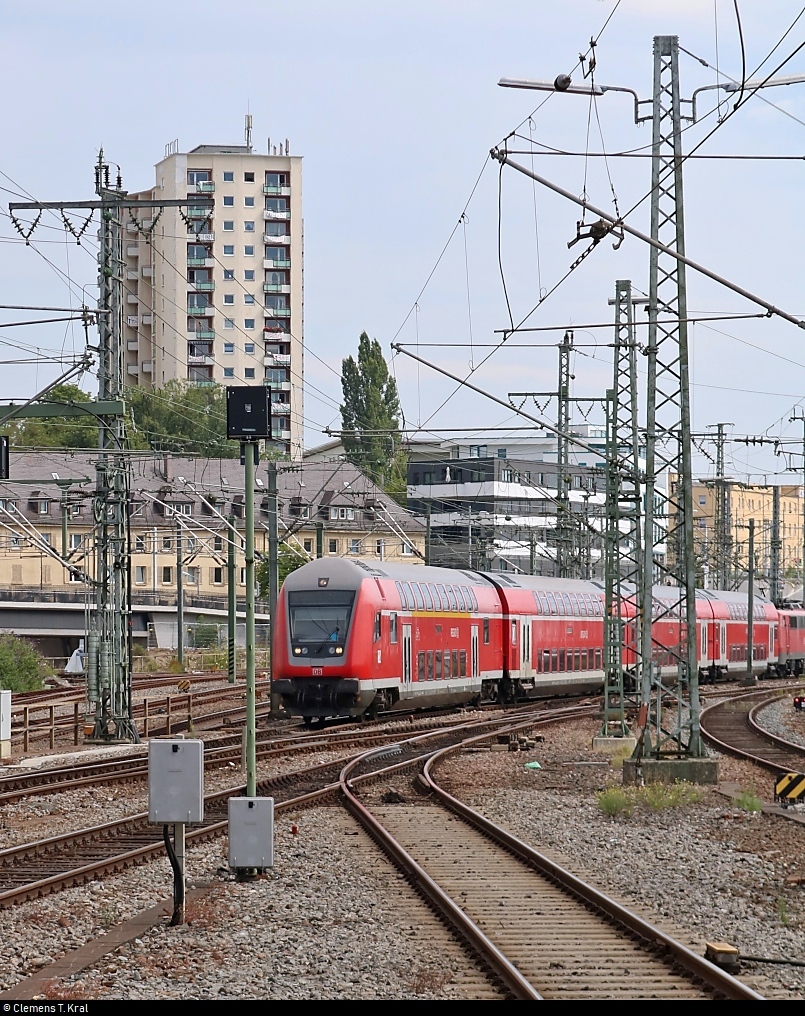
[244,343,255,354]
[497,448,508,458]
[213,535,223,551]
[224,318,235,330]
[224,294,235,305]
[187,170,210,184]
[244,245,255,256]
[223,245,234,256]
[223,221,234,231]
[162,536,172,551]
[71,503,82,517]
[223,196,234,206]
[264,222,287,236]
[245,368,255,379]
[401,542,415,556]
[265,197,288,212]
[698,495,707,505]
[266,172,287,188]
[135,535,146,552]
[223,269,235,280]
[244,294,255,304]
[69,533,82,550]
[134,566,147,584]
[38,499,49,514]
[223,171,234,182]
[350,539,361,555]
[186,566,199,585]
[244,196,255,207]
[239,567,246,584]
[244,270,255,281]
[212,567,223,585]
[224,367,235,378]
[224,342,235,354]
[244,221,255,232]
[244,172,255,182]
[376,540,384,556]
[303,539,313,553]
[328,539,338,554]
[244,319,255,329]
[161,566,173,584]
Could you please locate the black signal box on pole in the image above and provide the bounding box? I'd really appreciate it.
[226,387,272,440]
[0,436,8,480]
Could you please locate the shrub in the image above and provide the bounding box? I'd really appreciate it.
[608,741,635,769]
[597,787,634,817]
[0,634,50,691]
[641,781,704,811]
[734,788,763,813]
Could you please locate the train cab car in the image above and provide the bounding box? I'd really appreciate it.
[271,557,502,720]
[775,607,805,676]
[483,573,606,698]
[698,589,777,677]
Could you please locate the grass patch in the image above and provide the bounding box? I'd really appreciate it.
[734,787,763,813]
[777,896,792,926]
[608,741,635,769]
[596,787,634,817]
[641,781,704,811]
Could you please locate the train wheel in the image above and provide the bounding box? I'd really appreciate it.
[302,716,315,729]
[485,683,499,704]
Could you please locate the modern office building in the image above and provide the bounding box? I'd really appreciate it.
[122,135,303,458]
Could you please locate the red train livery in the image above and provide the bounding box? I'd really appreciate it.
[271,558,805,721]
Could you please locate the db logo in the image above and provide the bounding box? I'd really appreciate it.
[312,667,323,676]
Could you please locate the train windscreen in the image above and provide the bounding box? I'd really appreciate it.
[287,590,356,649]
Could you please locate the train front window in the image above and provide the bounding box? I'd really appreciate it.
[288,590,355,654]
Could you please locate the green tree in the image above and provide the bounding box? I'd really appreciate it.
[8,384,98,448]
[257,544,309,597]
[341,332,407,500]
[127,380,238,457]
[0,634,50,691]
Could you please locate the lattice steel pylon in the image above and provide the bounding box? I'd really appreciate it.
[712,422,733,590]
[601,281,643,737]
[636,35,703,759]
[556,331,572,577]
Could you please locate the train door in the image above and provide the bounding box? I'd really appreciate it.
[770,622,777,663]
[699,622,708,667]
[402,624,412,689]
[521,615,531,675]
[471,624,479,679]
[720,622,727,665]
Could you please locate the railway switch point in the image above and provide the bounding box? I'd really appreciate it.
[704,942,740,973]
[622,758,719,785]
[592,735,637,754]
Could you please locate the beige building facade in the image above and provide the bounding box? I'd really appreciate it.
[123,140,303,458]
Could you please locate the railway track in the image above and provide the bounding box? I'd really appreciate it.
[0,708,560,909]
[700,685,805,774]
[340,720,762,1000]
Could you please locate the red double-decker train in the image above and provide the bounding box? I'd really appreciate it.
[270,558,805,722]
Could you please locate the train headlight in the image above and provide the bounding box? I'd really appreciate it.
[293,647,302,655]
[335,646,343,655]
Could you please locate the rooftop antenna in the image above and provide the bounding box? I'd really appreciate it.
[245,113,253,153]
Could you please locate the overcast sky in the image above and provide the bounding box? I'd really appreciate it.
[2,1,805,483]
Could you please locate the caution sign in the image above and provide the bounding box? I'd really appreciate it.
[177,679,191,693]
[774,772,805,808]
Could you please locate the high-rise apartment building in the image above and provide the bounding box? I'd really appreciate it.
[122,139,303,458]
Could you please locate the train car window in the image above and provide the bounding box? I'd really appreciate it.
[455,587,466,612]
[452,649,459,677]
[436,583,449,611]
[563,594,573,615]
[581,649,588,670]
[394,580,404,606]
[536,650,542,673]
[435,650,442,680]
[551,649,558,672]
[401,582,414,610]
[422,584,434,611]
[427,650,434,681]
[594,647,602,669]
[483,618,490,644]
[511,619,517,645]
[570,595,580,616]
[373,613,381,642]
[555,595,565,616]
[459,649,467,676]
[390,613,398,644]
[469,588,478,612]
[447,586,458,611]
[558,649,565,671]
[546,592,557,615]
[417,651,425,681]
[412,583,425,610]
[574,649,581,671]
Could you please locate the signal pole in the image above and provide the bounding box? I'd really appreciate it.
[791,410,805,603]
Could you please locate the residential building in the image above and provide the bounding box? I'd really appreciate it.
[123,137,303,458]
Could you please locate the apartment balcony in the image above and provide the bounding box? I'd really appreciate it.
[187,306,214,317]
[187,257,216,268]
[188,354,215,366]
[126,268,138,280]
[263,258,291,270]
[142,361,152,373]
[271,402,291,415]
[126,315,138,328]
[189,327,215,340]
[126,245,139,257]
[125,222,138,234]
[127,340,139,352]
[194,232,215,243]
[142,265,154,278]
[273,381,292,392]
[263,185,291,196]
[263,233,290,245]
[265,306,291,318]
[263,283,291,294]
[190,281,215,292]
[127,364,139,375]
[142,313,153,326]
[264,353,291,366]
[187,207,212,219]
[196,181,215,194]
[263,209,290,221]
[126,294,139,305]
